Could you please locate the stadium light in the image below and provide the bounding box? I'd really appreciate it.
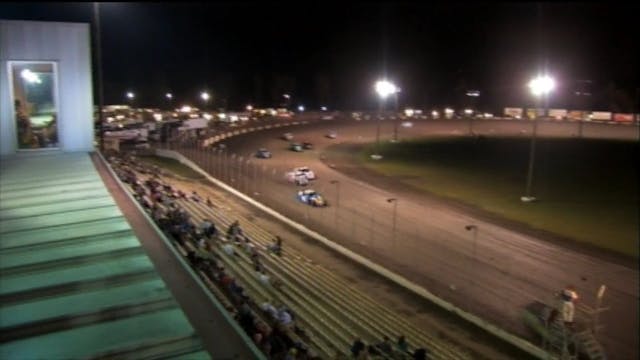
[166,93,173,99]
[375,80,398,99]
[528,75,555,97]
[126,91,135,99]
[522,74,555,203]
[298,105,305,112]
[373,79,400,158]
[386,198,399,245]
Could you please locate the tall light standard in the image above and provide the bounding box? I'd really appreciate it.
[330,180,340,227]
[165,92,173,110]
[465,224,478,263]
[201,91,210,112]
[126,91,135,107]
[522,75,555,203]
[386,198,398,245]
[373,80,399,159]
[93,2,105,152]
[391,88,401,142]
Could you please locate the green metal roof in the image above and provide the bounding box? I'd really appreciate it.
[0,153,206,359]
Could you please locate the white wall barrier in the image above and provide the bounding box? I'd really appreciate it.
[154,148,553,360]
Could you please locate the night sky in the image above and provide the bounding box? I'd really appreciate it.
[2,2,638,112]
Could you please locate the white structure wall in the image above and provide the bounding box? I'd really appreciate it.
[0,20,94,155]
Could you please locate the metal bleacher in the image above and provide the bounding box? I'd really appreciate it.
[0,152,207,359]
[120,155,475,360]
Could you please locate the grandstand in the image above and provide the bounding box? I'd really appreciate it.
[106,151,477,359]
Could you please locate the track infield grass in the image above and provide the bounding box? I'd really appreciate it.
[356,137,639,258]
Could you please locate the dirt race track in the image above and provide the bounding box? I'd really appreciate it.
[177,116,639,359]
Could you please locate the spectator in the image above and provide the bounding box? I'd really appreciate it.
[261,300,279,320]
[376,336,392,354]
[258,271,271,287]
[206,197,213,207]
[268,236,283,256]
[351,338,365,358]
[412,348,429,360]
[222,243,235,256]
[278,307,293,327]
[397,335,409,354]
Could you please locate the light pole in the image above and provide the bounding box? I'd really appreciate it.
[373,80,399,159]
[126,91,135,107]
[330,180,340,227]
[465,224,478,263]
[93,2,105,152]
[387,198,398,245]
[522,75,555,203]
[201,91,210,112]
[165,92,173,110]
[392,89,401,142]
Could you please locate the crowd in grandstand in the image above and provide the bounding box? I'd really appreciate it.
[107,151,431,359]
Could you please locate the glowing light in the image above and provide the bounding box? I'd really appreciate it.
[126,91,135,99]
[298,105,305,112]
[246,105,253,111]
[321,106,328,111]
[404,108,415,117]
[166,93,173,99]
[201,92,210,101]
[375,80,399,99]
[528,75,556,96]
[179,105,192,113]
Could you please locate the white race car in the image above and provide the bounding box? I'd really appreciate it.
[285,166,316,185]
[293,166,316,180]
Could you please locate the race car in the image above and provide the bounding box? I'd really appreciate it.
[293,166,316,180]
[285,171,309,186]
[255,148,272,159]
[289,142,303,152]
[285,167,315,185]
[297,189,327,207]
[326,130,337,139]
[302,141,313,150]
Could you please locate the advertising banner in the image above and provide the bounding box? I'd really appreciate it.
[612,113,634,122]
[504,107,523,118]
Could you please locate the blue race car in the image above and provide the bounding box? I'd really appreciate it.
[296,189,327,207]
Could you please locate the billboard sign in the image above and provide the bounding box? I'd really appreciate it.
[612,113,634,122]
[504,107,523,118]
[590,112,612,121]
[548,109,567,120]
[567,111,586,121]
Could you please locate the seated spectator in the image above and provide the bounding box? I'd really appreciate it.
[206,197,213,207]
[222,243,235,256]
[267,236,283,256]
[397,335,409,354]
[376,336,392,354]
[201,219,217,238]
[227,220,243,241]
[257,271,271,287]
[277,307,293,327]
[351,338,365,358]
[261,300,279,320]
[412,348,429,360]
